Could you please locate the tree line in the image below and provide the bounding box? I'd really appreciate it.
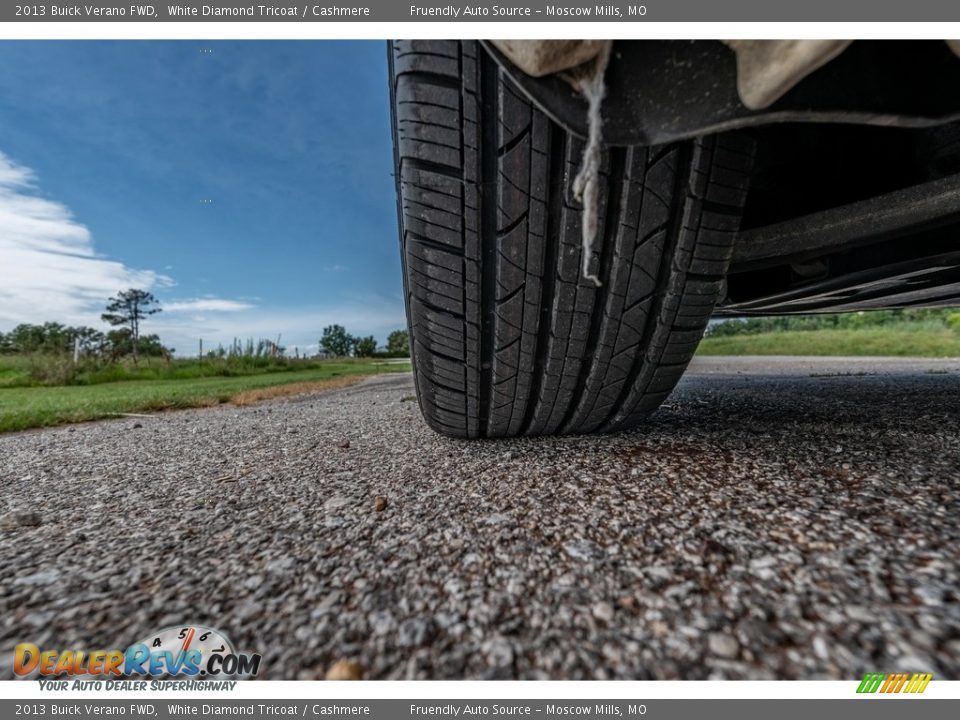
[0,322,169,360]
[707,308,960,337]
[0,289,168,362]
[0,288,411,361]
[319,324,409,358]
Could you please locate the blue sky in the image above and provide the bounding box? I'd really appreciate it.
[0,41,405,356]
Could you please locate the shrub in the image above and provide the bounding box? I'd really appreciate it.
[26,354,78,386]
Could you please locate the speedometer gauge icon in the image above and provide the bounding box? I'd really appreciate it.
[140,625,235,659]
[130,624,248,677]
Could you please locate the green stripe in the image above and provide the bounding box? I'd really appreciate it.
[857,673,885,693]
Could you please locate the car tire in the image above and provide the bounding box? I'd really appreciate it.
[389,39,753,438]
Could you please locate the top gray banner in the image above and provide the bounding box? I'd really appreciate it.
[5,0,960,22]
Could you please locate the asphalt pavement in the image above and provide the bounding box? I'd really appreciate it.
[1,356,958,679]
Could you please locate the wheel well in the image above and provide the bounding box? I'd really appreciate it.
[723,121,960,314]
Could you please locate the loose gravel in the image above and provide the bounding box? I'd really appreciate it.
[1,356,958,680]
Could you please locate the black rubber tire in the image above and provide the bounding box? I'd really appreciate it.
[389,40,753,438]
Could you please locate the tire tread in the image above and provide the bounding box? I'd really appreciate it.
[391,40,752,438]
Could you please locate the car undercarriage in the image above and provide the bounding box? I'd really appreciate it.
[488,39,960,316]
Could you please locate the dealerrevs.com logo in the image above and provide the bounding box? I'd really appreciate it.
[14,625,261,685]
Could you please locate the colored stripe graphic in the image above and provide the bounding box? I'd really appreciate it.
[905,673,933,693]
[857,673,886,693]
[857,672,932,694]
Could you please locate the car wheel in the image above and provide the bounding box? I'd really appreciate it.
[389,39,753,438]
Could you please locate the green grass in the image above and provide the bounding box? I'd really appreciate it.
[0,355,31,386]
[0,354,408,388]
[0,360,410,433]
[698,327,960,357]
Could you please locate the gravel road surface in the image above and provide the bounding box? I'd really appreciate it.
[1,356,958,680]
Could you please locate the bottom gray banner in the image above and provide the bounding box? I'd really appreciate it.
[3,699,957,720]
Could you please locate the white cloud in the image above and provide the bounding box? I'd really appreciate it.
[0,150,171,329]
[0,150,406,354]
[163,298,255,313]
